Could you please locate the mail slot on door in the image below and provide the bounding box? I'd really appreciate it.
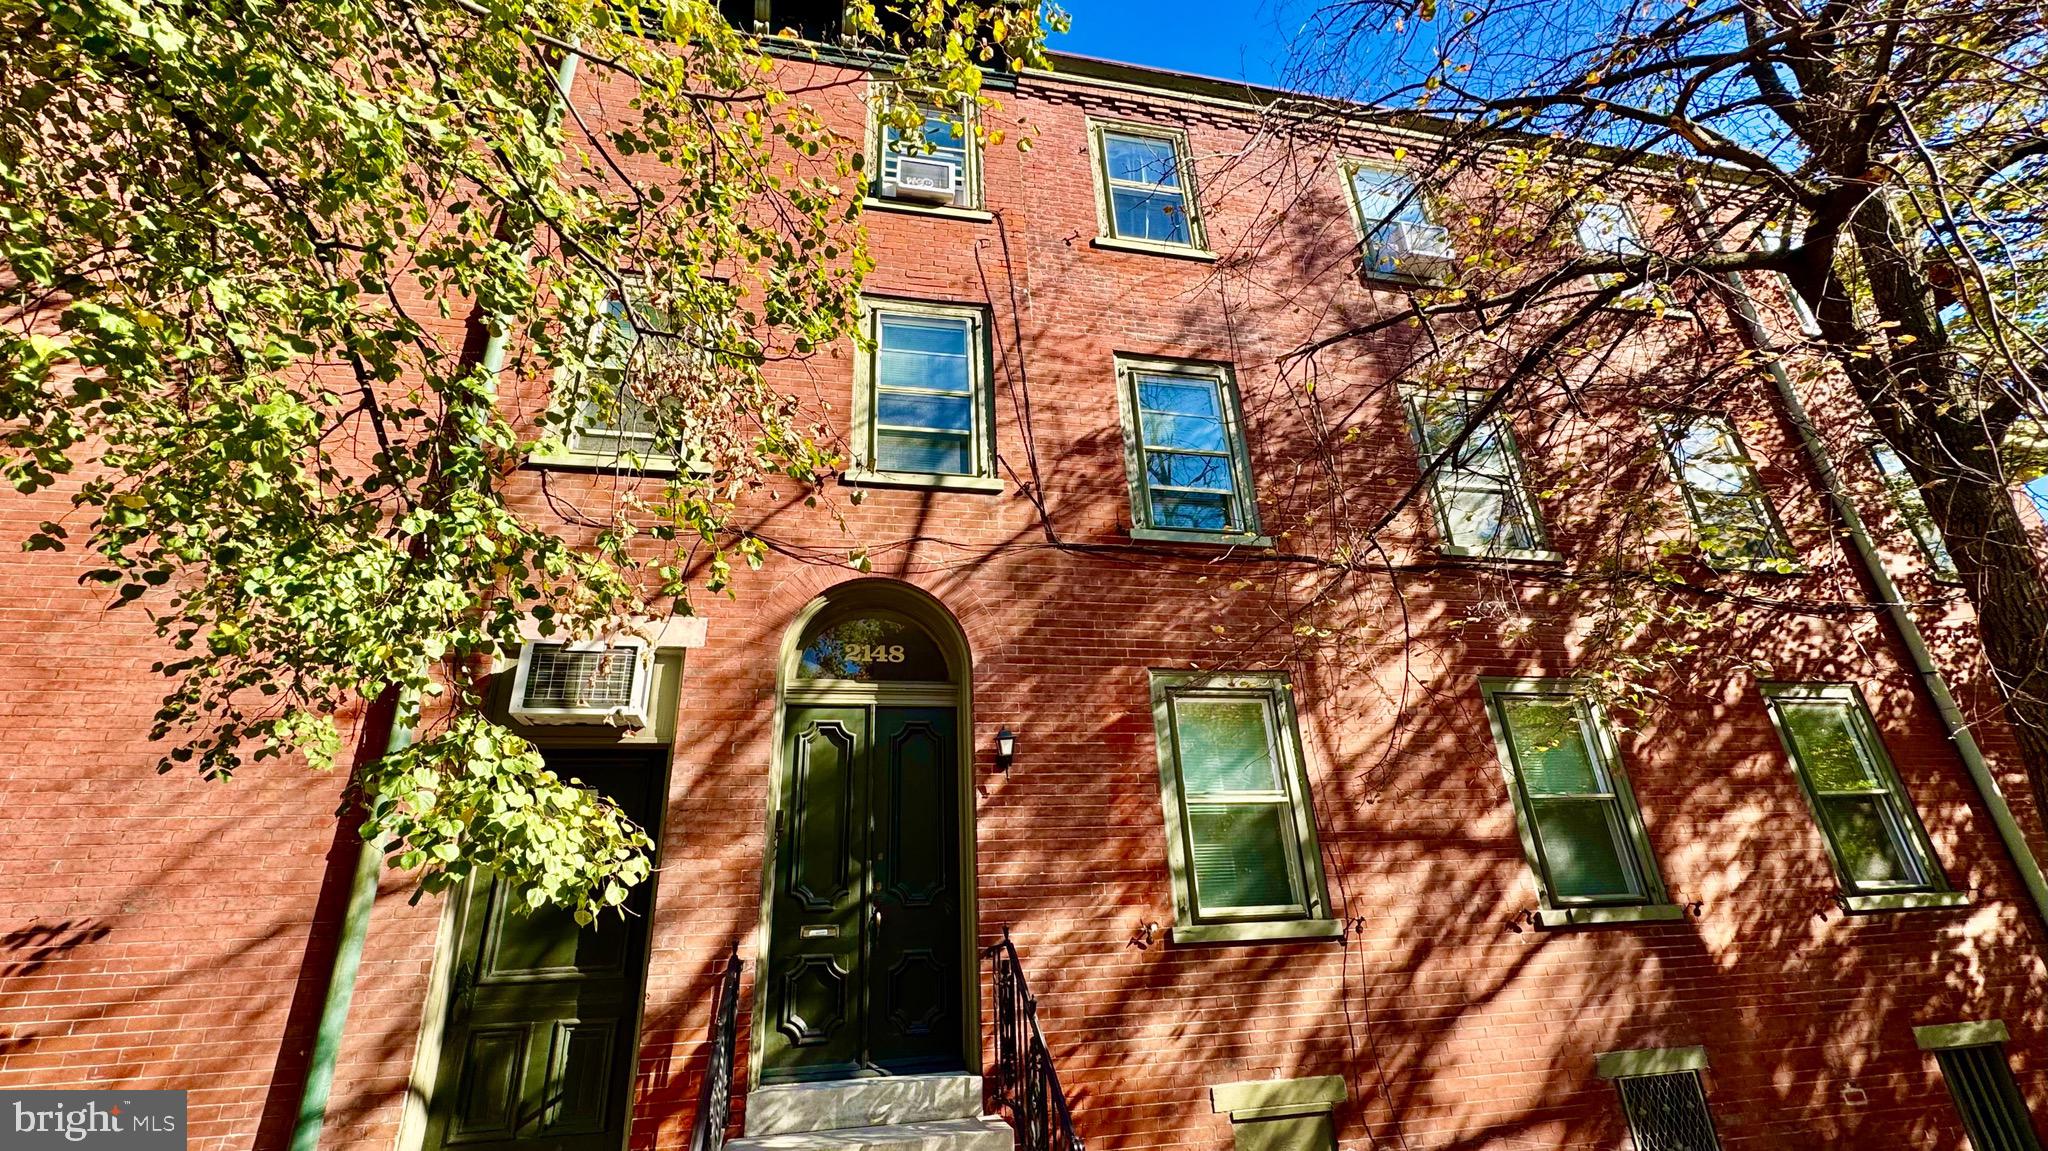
[800,925,838,939]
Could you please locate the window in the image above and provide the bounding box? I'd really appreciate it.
[1115,357,1262,542]
[1149,672,1336,944]
[1596,1048,1722,1151]
[1652,412,1794,569]
[1346,163,1455,281]
[1870,441,1960,581]
[1577,201,1646,256]
[852,300,997,489]
[1480,681,1673,925]
[1405,390,1551,558]
[1577,200,1675,307]
[541,292,709,471]
[1091,123,1205,251]
[1918,1022,2044,1151]
[873,89,978,209]
[1762,684,1951,905]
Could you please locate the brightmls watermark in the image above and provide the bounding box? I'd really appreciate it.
[3,1091,185,1149]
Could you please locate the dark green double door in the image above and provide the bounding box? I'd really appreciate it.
[763,705,964,1082]
[423,755,659,1151]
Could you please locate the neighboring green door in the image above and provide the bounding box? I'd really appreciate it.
[763,706,962,1082]
[423,754,661,1151]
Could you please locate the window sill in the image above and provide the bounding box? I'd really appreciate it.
[1091,235,1217,262]
[1439,545,1565,565]
[1841,891,1972,915]
[1534,903,1687,930]
[1701,556,1804,577]
[1170,919,1344,946]
[529,448,687,477]
[1129,526,1273,549]
[1359,267,1452,289]
[842,470,1004,494]
[863,197,994,223]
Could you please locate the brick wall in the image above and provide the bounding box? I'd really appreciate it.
[3,49,2046,1151]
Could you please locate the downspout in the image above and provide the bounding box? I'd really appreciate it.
[288,45,583,1151]
[1696,193,2048,929]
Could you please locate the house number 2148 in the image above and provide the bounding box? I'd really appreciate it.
[846,643,907,664]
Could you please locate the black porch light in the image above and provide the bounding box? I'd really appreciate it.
[994,727,1017,771]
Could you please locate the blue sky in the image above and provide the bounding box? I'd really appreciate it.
[1050,0,1293,86]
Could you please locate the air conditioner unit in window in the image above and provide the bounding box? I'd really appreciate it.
[1372,220,1459,281]
[887,156,960,203]
[508,639,654,728]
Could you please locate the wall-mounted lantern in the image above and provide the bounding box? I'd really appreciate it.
[994,727,1017,772]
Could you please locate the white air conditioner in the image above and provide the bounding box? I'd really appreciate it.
[508,639,653,728]
[887,156,960,204]
[1372,220,1459,281]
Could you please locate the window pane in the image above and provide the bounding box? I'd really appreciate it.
[878,318,971,393]
[1778,701,1882,791]
[1441,487,1536,552]
[1147,452,1235,491]
[1531,798,1637,899]
[1578,202,1641,253]
[1112,188,1191,244]
[877,429,970,475]
[876,391,972,433]
[1188,803,1297,910]
[1872,443,1959,576]
[1175,698,1280,793]
[1817,795,1915,885]
[1104,133,1180,187]
[1351,167,1427,226]
[1152,490,1235,531]
[1139,376,1222,417]
[1501,698,1601,795]
[796,609,950,681]
[886,111,966,159]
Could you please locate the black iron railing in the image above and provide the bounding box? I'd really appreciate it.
[687,945,744,1151]
[984,929,1083,1151]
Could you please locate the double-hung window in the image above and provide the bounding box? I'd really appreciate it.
[1653,412,1794,569]
[1596,1047,1723,1151]
[853,300,996,488]
[1870,441,1960,581]
[1761,684,1954,909]
[1092,123,1205,251]
[1347,163,1454,281]
[874,89,977,209]
[542,292,708,470]
[1149,672,1336,944]
[1917,1022,2044,1151]
[1406,390,1551,558]
[1481,681,1673,925]
[1115,357,1262,542]
[1757,218,1823,336]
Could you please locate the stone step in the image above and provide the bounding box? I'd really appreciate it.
[728,1116,1014,1151]
[743,1074,986,1138]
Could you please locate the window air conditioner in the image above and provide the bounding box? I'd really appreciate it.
[888,156,960,204]
[1373,220,1459,280]
[508,639,654,728]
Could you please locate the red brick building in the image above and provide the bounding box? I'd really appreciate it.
[5,29,2048,1151]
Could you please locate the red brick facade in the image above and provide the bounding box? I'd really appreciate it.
[4,48,2047,1151]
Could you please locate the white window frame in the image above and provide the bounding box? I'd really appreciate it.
[1089,119,1210,256]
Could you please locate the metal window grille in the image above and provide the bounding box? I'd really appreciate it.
[1937,1044,2044,1151]
[521,644,638,710]
[1615,1071,1722,1151]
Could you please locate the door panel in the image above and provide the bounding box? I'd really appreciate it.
[425,755,661,1151]
[761,705,962,1083]
[867,708,961,1072]
[764,708,869,1079]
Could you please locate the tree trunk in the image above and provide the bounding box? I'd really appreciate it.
[1836,193,2048,820]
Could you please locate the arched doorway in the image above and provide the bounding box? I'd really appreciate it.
[753,581,976,1085]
